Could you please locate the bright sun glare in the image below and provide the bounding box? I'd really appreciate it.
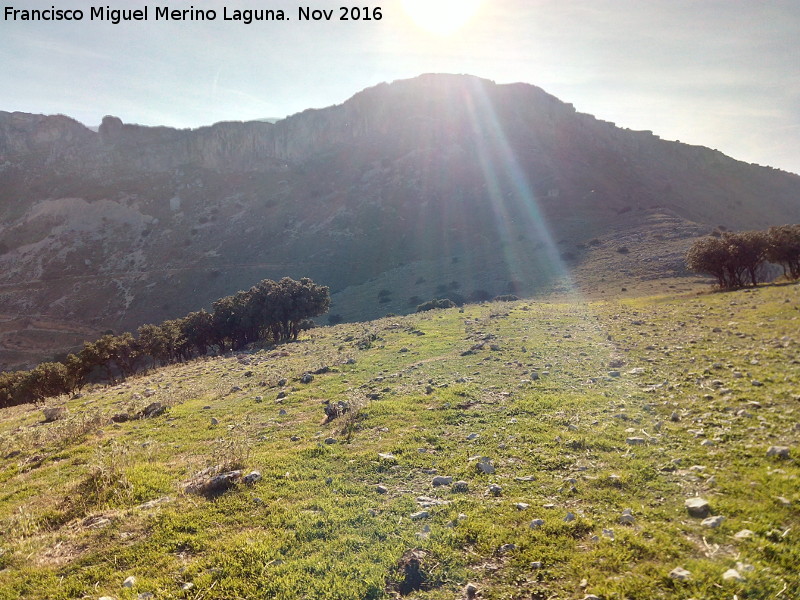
[402,0,482,36]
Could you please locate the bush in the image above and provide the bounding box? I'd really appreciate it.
[686,230,770,289]
[469,289,493,302]
[493,294,519,302]
[766,224,800,280]
[416,298,456,312]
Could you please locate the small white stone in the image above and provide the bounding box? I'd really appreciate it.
[122,576,137,588]
[669,566,691,581]
[734,529,754,539]
[722,568,745,582]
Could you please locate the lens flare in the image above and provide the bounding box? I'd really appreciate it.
[402,0,482,36]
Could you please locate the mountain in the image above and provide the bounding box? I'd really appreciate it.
[1,73,800,369]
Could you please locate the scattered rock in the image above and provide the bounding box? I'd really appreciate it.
[669,566,691,581]
[529,519,545,529]
[376,485,388,494]
[42,406,68,422]
[626,437,646,446]
[601,528,615,540]
[140,402,166,418]
[452,480,469,493]
[766,446,790,459]
[122,576,136,588]
[465,582,478,599]
[670,411,681,422]
[300,373,314,384]
[486,484,502,497]
[243,471,262,485]
[498,543,516,554]
[702,515,725,528]
[619,509,635,525]
[685,497,711,518]
[734,529,754,539]
[475,457,495,474]
[563,512,576,522]
[722,568,745,582]
[432,476,453,487]
[410,511,429,521]
[324,437,337,445]
[515,502,530,510]
[210,417,219,426]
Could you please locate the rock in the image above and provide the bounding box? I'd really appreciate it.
[465,582,478,599]
[42,406,68,422]
[602,528,615,540]
[722,568,745,582]
[563,512,576,522]
[626,437,646,446]
[210,417,219,426]
[486,484,502,497]
[529,519,545,529]
[376,485,388,494]
[685,497,711,518]
[410,510,429,520]
[608,371,621,378]
[110,413,131,423]
[243,471,262,485]
[137,594,154,600]
[619,509,635,525]
[377,452,396,461]
[300,373,314,384]
[181,583,195,591]
[452,480,470,493]
[669,567,691,581]
[476,457,495,474]
[141,402,166,418]
[583,596,602,600]
[766,446,790,459]
[515,502,530,510]
[122,576,137,588]
[432,476,453,487]
[324,437,337,445]
[734,529,754,539]
[670,411,681,422]
[498,543,516,554]
[702,515,724,528]
[466,433,479,440]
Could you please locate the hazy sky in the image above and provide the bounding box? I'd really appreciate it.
[2,0,799,174]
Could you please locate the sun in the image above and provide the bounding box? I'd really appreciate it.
[402,0,482,36]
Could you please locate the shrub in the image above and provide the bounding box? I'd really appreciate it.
[416,298,456,312]
[493,294,519,302]
[469,289,493,302]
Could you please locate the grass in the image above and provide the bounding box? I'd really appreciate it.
[0,283,798,599]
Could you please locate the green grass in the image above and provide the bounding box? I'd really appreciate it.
[0,283,798,599]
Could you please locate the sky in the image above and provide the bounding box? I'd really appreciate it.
[1,0,799,174]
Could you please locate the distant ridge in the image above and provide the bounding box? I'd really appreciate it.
[0,74,799,369]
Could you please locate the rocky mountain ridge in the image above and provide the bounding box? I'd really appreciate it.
[1,73,799,369]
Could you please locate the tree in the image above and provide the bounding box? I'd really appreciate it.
[766,224,800,280]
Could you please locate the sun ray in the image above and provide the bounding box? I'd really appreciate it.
[401,0,482,36]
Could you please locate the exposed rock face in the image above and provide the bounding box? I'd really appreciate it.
[1,73,800,369]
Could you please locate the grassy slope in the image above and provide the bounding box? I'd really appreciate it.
[0,284,798,600]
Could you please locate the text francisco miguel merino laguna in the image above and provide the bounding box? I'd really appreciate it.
[3,5,384,24]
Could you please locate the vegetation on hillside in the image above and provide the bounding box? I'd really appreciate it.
[0,277,329,409]
[686,225,800,289]
[0,284,797,599]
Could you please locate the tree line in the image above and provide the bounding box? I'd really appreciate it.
[0,277,329,409]
[686,224,800,289]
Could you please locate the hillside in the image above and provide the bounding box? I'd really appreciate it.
[0,284,798,599]
[2,74,800,369]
